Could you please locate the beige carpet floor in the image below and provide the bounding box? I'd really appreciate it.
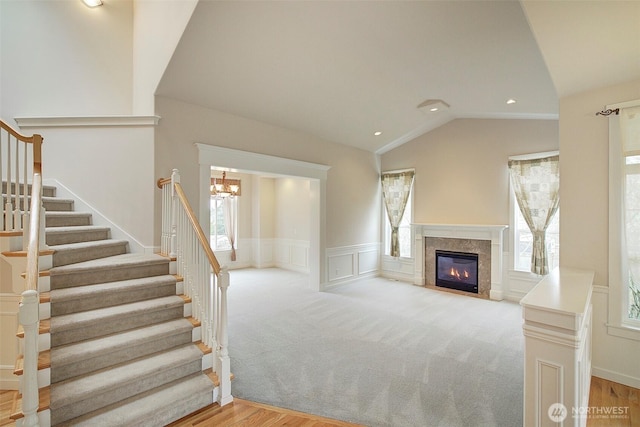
[227,268,523,427]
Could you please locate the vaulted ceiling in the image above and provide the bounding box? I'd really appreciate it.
[156,1,640,154]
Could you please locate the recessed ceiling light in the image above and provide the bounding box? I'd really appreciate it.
[506,99,517,105]
[374,131,382,136]
[82,0,103,7]
[430,107,439,112]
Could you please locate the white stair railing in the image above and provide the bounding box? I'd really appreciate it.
[158,169,232,406]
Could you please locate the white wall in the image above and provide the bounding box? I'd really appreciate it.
[132,0,198,115]
[154,96,381,252]
[559,79,640,387]
[380,118,559,288]
[22,124,156,248]
[0,0,133,123]
[381,118,559,225]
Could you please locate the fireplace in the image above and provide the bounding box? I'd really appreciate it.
[413,224,508,299]
[435,250,479,293]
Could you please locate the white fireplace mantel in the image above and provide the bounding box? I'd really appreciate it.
[411,223,508,300]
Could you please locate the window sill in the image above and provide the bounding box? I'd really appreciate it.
[508,269,543,281]
[382,254,414,261]
[607,322,640,342]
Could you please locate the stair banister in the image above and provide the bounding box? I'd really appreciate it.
[158,169,232,406]
[0,119,43,235]
[1,119,44,425]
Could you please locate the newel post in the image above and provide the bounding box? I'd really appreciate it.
[170,169,180,258]
[216,266,233,405]
[19,290,40,427]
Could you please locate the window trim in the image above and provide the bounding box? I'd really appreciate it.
[608,99,640,340]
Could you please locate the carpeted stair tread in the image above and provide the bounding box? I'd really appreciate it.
[46,225,111,245]
[50,295,185,346]
[50,344,205,424]
[46,211,92,227]
[51,239,128,267]
[50,274,177,315]
[49,253,170,289]
[49,253,168,275]
[50,319,194,383]
[43,196,74,212]
[60,373,215,427]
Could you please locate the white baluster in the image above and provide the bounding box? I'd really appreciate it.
[1,131,4,232]
[170,169,179,258]
[5,135,13,231]
[19,290,40,427]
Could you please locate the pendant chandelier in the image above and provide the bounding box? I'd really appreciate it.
[211,171,241,198]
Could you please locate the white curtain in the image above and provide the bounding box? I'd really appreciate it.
[223,197,237,261]
[508,155,560,275]
[381,171,414,258]
[620,106,640,318]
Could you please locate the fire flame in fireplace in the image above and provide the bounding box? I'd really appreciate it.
[449,267,470,281]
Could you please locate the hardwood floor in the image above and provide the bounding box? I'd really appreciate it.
[1,376,638,426]
[167,398,362,427]
[0,391,17,427]
[587,376,640,427]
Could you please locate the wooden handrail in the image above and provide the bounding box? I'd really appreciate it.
[173,182,221,275]
[157,177,171,189]
[25,173,42,291]
[0,120,41,144]
[0,120,43,174]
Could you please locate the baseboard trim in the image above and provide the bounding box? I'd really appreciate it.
[0,365,20,390]
[592,366,640,389]
[322,270,379,291]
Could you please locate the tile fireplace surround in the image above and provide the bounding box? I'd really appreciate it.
[412,224,508,300]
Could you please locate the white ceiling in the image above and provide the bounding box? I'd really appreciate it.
[157,1,639,154]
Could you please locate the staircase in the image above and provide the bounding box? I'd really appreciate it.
[10,183,221,426]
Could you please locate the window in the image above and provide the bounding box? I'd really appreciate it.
[384,187,413,258]
[610,102,640,329]
[509,151,560,274]
[210,196,234,251]
[513,205,560,272]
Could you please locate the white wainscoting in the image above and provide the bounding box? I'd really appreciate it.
[214,237,255,270]
[325,243,380,288]
[0,293,21,389]
[275,239,310,273]
[505,267,542,302]
[381,255,415,282]
[251,238,274,269]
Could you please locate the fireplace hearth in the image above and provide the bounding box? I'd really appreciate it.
[435,250,479,293]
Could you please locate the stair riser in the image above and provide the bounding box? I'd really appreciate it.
[1,182,56,197]
[51,282,177,316]
[43,199,74,211]
[52,243,128,267]
[51,305,184,347]
[50,263,170,289]
[51,330,193,383]
[46,214,92,227]
[129,389,214,427]
[46,229,110,246]
[51,358,203,425]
